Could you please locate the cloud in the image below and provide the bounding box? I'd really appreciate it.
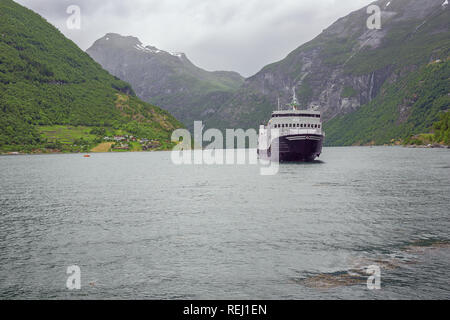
[15,0,373,77]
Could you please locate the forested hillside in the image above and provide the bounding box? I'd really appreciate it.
[203,0,449,146]
[0,0,182,152]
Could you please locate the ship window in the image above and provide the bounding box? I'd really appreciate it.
[318,125,321,129]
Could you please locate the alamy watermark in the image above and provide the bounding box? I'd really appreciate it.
[64,264,381,291]
[66,265,81,290]
[171,121,279,176]
[66,5,81,30]
[366,265,381,290]
[367,5,382,30]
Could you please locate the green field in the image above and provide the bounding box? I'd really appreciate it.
[34,125,175,153]
[0,0,183,153]
[39,125,98,144]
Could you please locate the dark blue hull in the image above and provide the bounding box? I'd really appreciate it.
[258,134,324,162]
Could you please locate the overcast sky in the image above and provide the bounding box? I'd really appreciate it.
[16,0,374,77]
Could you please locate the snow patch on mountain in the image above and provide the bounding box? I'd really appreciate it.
[170,52,184,59]
[133,43,184,59]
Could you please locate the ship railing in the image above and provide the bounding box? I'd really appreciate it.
[278,128,322,135]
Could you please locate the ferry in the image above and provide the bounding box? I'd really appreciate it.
[257,92,325,162]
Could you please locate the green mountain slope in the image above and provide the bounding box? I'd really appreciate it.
[204,0,449,146]
[87,33,244,130]
[0,0,182,152]
[324,59,450,145]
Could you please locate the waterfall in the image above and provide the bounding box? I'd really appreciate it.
[369,72,375,101]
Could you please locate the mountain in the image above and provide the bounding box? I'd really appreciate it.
[87,33,244,129]
[0,0,182,153]
[205,0,449,145]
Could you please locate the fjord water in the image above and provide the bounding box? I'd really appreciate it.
[0,147,449,299]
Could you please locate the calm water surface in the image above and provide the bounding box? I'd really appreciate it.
[0,147,449,299]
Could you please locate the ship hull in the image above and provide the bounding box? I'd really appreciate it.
[258,134,324,162]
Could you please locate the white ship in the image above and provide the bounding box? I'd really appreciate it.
[257,92,325,162]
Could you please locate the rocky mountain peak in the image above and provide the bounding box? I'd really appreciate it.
[204,0,449,139]
[87,34,244,129]
[91,33,189,62]
[96,33,142,48]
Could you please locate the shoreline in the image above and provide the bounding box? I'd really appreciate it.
[2,144,449,156]
[0,149,172,156]
[403,144,449,149]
